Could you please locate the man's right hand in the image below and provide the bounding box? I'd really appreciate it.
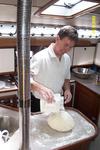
[31,80,54,103]
[39,86,54,103]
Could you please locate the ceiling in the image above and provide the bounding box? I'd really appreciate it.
[0,0,99,29]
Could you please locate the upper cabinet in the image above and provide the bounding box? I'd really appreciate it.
[67,48,74,66]
[0,48,15,74]
[95,43,100,66]
[73,47,96,66]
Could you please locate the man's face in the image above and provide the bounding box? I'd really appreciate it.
[56,36,75,55]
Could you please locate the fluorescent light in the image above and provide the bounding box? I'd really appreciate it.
[0,24,16,34]
[0,23,99,39]
[78,29,100,38]
[31,26,60,36]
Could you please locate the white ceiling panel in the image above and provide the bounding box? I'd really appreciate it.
[32,0,52,7]
[0,0,99,29]
[0,0,52,7]
[0,5,16,22]
[0,5,39,22]
[0,0,17,6]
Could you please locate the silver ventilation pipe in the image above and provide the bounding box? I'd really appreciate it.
[17,0,32,150]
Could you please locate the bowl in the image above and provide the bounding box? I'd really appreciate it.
[72,67,95,79]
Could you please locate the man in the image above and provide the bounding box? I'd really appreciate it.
[30,25,78,112]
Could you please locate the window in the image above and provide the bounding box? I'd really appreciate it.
[41,0,98,17]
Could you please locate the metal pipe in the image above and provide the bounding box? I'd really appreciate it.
[17,0,32,149]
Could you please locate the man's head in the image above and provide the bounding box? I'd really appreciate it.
[58,25,78,42]
[55,26,78,56]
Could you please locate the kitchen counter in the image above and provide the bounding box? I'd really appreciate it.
[71,73,100,96]
[0,106,97,150]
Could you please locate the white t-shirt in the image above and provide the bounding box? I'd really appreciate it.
[30,43,71,99]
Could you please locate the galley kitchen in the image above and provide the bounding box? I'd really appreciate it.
[0,0,100,150]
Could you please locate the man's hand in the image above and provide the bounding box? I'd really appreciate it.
[31,80,54,103]
[39,86,54,103]
[64,90,72,104]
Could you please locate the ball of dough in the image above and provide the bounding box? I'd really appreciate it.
[47,111,75,132]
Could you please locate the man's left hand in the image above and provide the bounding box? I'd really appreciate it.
[64,90,72,104]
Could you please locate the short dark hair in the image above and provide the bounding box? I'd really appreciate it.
[58,25,78,41]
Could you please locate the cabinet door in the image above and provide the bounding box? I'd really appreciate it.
[0,48,15,73]
[74,82,100,124]
[67,48,74,66]
[73,47,95,66]
[95,43,100,66]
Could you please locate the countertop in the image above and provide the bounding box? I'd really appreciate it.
[0,74,99,96]
[71,73,100,96]
[0,106,97,150]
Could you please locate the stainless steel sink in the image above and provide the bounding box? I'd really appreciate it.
[0,116,19,135]
[72,67,95,79]
[0,107,19,136]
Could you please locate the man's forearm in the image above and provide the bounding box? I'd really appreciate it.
[63,79,70,91]
[63,79,72,103]
[31,80,43,93]
[30,79,54,102]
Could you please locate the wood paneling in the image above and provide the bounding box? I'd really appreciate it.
[0,37,96,48]
[0,38,16,47]
[31,37,55,46]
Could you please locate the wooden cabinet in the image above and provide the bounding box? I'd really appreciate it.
[74,82,100,125]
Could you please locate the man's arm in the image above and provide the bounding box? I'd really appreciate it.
[31,80,54,103]
[63,79,72,104]
[30,55,54,103]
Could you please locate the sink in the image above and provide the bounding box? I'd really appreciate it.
[72,67,95,79]
[0,106,19,149]
[0,116,19,135]
[0,107,19,136]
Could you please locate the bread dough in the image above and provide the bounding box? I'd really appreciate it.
[47,111,75,132]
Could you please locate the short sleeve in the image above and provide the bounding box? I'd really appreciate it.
[30,55,41,82]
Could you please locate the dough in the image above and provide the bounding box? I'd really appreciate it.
[47,111,75,132]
